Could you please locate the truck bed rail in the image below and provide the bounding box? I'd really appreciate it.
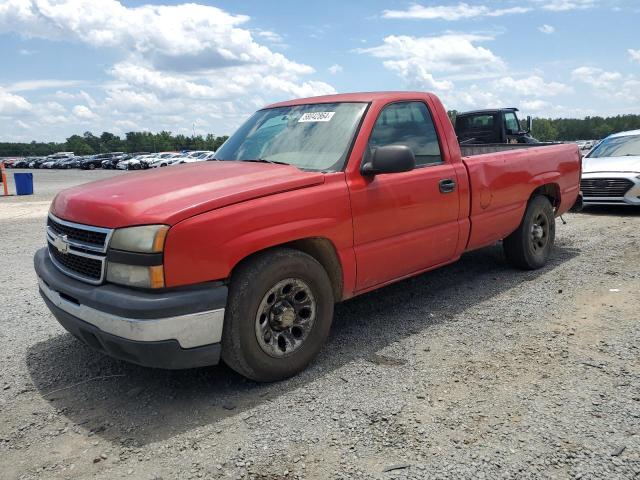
[460,143,560,157]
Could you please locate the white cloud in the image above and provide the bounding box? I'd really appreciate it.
[328,64,343,75]
[0,87,32,114]
[382,1,600,21]
[256,30,284,44]
[110,63,229,100]
[0,0,311,74]
[43,101,66,113]
[382,3,531,21]
[492,76,571,96]
[537,0,595,11]
[0,0,335,139]
[358,34,504,91]
[571,66,622,88]
[520,99,551,111]
[72,105,97,120]
[6,79,85,92]
[441,84,503,110]
[629,49,640,63]
[538,24,555,34]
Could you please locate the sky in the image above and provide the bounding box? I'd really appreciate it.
[0,0,639,142]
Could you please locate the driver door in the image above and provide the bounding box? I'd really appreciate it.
[347,101,461,291]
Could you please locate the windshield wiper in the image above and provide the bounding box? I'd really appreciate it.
[242,158,291,166]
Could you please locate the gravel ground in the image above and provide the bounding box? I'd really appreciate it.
[1,169,639,480]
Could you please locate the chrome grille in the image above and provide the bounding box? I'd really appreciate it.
[48,243,103,281]
[46,213,113,284]
[47,214,110,252]
[580,178,634,198]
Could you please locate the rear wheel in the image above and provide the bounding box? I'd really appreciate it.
[222,249,334,382]
[503,195,555,270]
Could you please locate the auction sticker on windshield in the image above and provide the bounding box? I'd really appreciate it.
[298,112,335,123]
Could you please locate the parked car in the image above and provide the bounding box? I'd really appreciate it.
[175,151,214,164]
[80,155,105,170]
[99,152,128,169]
[145,152,182,168]
[116,155,153,170]
[28,158,48,168]
[41,160,57,169]
[11,158,31,168]
[176,156,208,164]
[34,91,580,381]
[184,150,210,158]
[580,129,640,205]
[54,157,81,169]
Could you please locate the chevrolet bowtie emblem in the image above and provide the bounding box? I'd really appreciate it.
[53,234,70,254]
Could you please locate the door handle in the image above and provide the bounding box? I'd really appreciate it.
[439,178,456,193]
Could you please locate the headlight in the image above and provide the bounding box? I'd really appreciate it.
[106,263,165,289]
[107,224,169,288]
[110,225,168,253]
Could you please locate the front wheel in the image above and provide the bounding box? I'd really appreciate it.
[503,195,555,270]
[222,248,334,382]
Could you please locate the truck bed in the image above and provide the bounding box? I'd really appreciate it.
[460,142,581,251]
[460,142,559,157]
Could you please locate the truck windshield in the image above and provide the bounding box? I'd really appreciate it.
[587,134,640,158]
[213,102,368,171]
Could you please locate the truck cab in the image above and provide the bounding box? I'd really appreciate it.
[455,108,537,145]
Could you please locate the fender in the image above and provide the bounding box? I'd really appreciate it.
[163,173,356,292]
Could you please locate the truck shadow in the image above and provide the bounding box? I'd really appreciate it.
[26,243,579,447]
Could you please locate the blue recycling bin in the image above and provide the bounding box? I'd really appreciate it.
[14,172,34,195]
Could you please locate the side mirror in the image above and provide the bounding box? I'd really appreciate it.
[526,115,533,133]
[361,145,416,176]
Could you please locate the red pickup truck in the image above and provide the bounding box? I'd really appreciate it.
[35,92,580,381]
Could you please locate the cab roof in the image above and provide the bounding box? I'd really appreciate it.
[457,108,519,116]
[264,91,434,109]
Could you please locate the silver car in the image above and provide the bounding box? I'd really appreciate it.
[580,129,640,206]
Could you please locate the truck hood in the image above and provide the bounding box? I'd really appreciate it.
[582,155,640,174]
[51,161,325,228]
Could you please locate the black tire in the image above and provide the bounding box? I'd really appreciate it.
[222,248,334,382]
[89,164,95,170]
[503,195,555,270]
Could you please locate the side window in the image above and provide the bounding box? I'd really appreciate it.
[504,112,519,134]
[368,101,442,166]
[469,114,494,128]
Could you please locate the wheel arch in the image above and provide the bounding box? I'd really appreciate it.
[230,237,344,302]
[530,182,561,209]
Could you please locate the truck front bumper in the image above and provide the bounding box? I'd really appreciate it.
[34,248,227,369]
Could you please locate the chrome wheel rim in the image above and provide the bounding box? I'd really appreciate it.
[530,213,549,252]
[255,278,316,358]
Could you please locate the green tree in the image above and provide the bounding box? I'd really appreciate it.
[83,131,100,152]
[531,118,558,142]
[65,134,94,155]
[99,131,124,152]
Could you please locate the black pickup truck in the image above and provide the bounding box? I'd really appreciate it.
[454,108,539,152]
